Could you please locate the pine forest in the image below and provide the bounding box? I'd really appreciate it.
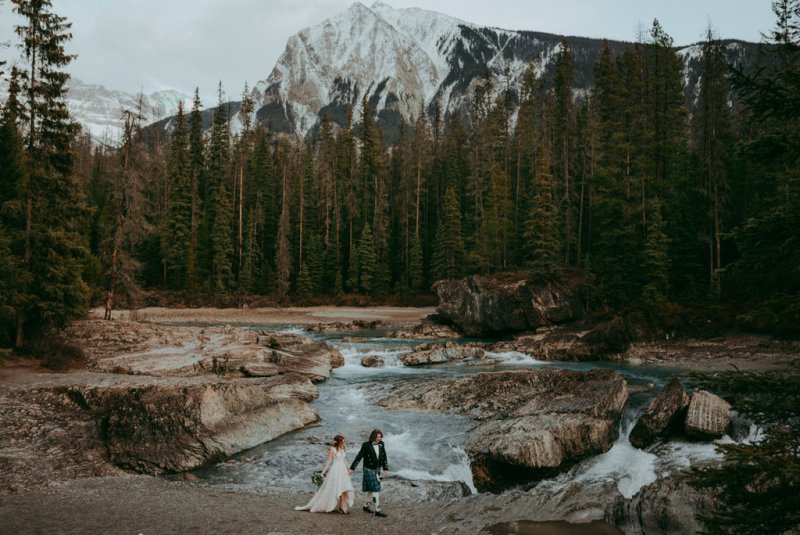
[1,0,799,349]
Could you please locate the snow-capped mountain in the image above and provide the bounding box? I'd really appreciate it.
[0,77,190,143]
[249,1,759,139]
[64,79,190,143]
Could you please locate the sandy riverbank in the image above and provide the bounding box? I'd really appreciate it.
[98,305,436,326]
[0,475,447,535]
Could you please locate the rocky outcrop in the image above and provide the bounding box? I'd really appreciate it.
[629,376,690,449]
[3,320,337,485]
[685,390,731,439]
[74,373,319,474]
[488,317,634,361]
[431,480,621,534]
[360,356,385,367]
[380,369,628,492]
[263,333,345,382]
[433,275,585,337]
[305,320,385,333]
[383,478,472,501]
[88,326,344,383]
[0,381,126,494]
[399,342,488,366]
[609,473,715,535]
[387,320,461,339]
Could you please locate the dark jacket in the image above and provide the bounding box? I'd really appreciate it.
[350,440,388,471]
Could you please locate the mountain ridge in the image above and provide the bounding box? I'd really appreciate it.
[243,1,760,140]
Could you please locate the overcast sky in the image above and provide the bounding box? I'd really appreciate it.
[0,0,776,105]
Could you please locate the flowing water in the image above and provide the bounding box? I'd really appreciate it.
[195,325,731,498]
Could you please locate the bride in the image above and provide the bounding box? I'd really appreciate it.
[295,435,355,513]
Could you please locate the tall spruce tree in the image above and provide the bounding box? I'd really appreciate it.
[188,88,205,289]
[553,38,577,266]
[208,84,234,292]
[11,0,87,347]
[167,102,192,290]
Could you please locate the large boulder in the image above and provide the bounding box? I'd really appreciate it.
[629,376,690,449]
[433,274,585,337]
[399,342,488,366]
[75,373,319,474]
[684,390,731,439]
[380,368,628,492]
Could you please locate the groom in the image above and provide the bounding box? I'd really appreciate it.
[350,428,389,517]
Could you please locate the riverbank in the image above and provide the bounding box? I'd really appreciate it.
[100,305,436,326]
[0,475,446,535]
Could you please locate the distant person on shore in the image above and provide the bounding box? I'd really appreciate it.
[350,429,389,517]
[295,434,354,514]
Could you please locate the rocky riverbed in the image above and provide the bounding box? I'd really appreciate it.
[1,304,798,534]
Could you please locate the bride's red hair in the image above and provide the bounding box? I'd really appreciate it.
[333,435,346,449]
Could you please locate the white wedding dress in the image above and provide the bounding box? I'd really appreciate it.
[295,447,355,513]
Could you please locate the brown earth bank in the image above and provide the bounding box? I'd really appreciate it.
[99,305,436,327]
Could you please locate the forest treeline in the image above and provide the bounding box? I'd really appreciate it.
[1,0,799,348]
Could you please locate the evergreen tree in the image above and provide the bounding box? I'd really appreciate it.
[553,38,577,266]
[477,165,513,272]
[11,0,88,347]
[641,198,670,305]
[727,0,800,333]
[167,102,192,290]
[408,233,424,291]
[0,95,29,346]
[524,143,561,275]
[207,84,233,292]
[357,223,377,295]
[296,262,313,302]
[693,27,734,297]
[304,230,324,293]
[432,187,465,280]
[188,88,205,289]
[275,162,292,302]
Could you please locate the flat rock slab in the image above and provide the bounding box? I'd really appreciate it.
[379,368,628,492]
[82,324,343,382]
[685,390,731,439]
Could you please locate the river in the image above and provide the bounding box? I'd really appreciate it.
[194,325,740,499]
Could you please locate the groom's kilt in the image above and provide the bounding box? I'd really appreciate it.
[362,467,381,492]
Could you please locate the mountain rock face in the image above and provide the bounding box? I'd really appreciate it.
[248,1,759,139]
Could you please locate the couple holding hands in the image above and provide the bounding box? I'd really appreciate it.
[295,429,389,517]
